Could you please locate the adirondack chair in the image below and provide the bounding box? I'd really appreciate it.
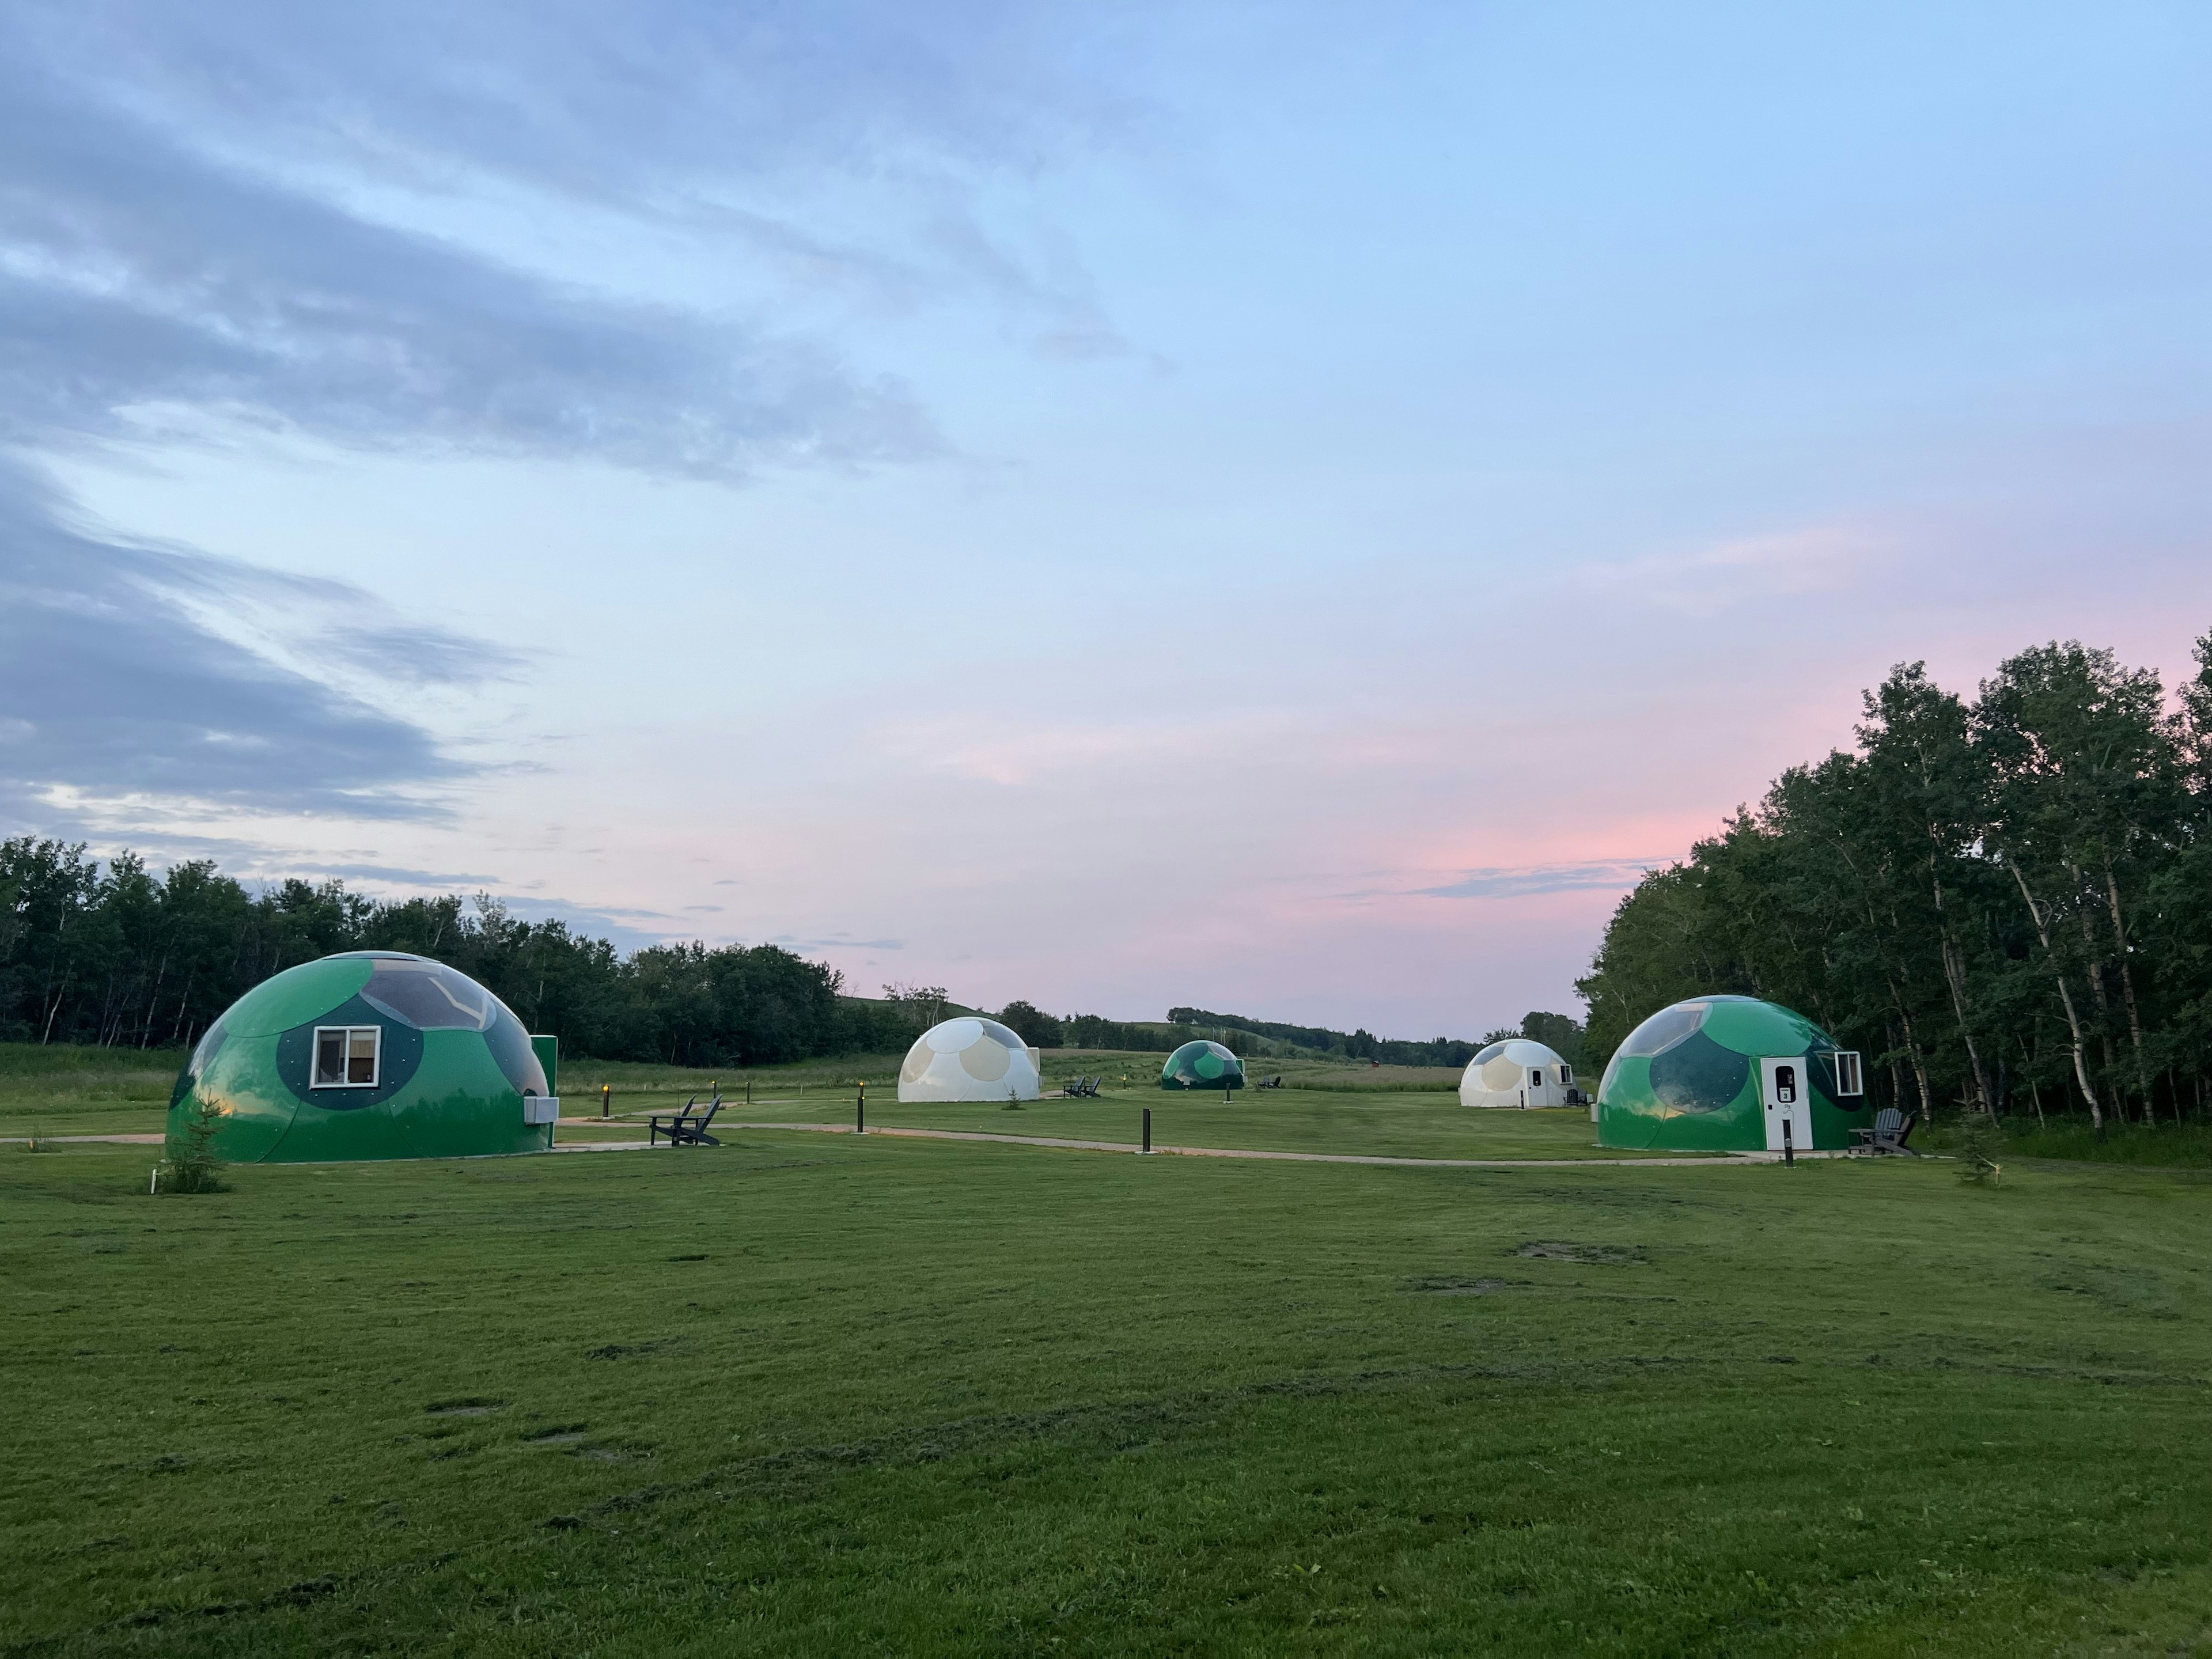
[1851,1106,1918,1156]
[650,1094,722,1147]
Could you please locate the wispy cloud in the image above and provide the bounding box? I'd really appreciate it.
[0,5,1156,842]
[18,2,1145,213]
[0,458,472,825]
[0,15,984,835]
[281,862,504,887]
[0,53,937,476]
[1575,527,1888,616]
[481,896,680,955]
[317,626,522,688]
[1408,858,1665,900]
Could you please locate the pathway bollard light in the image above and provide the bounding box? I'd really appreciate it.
[601,1083,610,1119]
[1782,1118,1795,1166]
[857,1086,865,1135]
[1143,1107,1152,1155]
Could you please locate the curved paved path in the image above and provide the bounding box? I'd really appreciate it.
[709,1120,1846,1166]
[13,1126,1853,1167]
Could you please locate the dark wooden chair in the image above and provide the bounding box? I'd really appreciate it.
[1852,1107,1918,1156]
[650,1094,722,1147]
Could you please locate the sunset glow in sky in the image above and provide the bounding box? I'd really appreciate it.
[5,3,2209,1036]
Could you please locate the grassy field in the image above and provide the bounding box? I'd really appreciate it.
[682,1092,1685,1164]
[1,1041,1619,1162]
[0,1043,186,1140]
[4,1071,2209,1654]
[556,1049,1479,1100]
[1923,1116,2212,1170]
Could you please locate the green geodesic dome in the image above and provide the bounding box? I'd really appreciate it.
[1161,1039,1245,1090]
[166,952,553,1164]
[1596,994,1865,1152]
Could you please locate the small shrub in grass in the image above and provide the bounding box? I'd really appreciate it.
[1956,1111,2003,1185]
[158,1101,228,1195]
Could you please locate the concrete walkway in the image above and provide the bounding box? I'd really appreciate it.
[550,1138,657,1152]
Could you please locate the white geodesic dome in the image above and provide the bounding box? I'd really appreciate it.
[896,1017,1043,1103]
[1459,1038,1575,1109]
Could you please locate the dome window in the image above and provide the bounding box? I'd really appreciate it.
[1828,1051,1865,1097]
[313,1025,381,1089]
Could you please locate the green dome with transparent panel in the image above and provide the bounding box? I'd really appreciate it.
[1161,1039,1245,1090]
[166,952,555,1163]
[1596,994,1865,1152]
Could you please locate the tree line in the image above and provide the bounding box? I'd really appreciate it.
[1575,634,2212,1130]
[1168,1006,1481,1066]
[9,846,1544,1074]
[0,846,928,1067]
[1162,1006,1588,1069]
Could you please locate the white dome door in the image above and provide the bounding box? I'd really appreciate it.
[1761,1057,1812,1153]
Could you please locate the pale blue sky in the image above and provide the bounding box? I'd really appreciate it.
[5,2,2208,1035]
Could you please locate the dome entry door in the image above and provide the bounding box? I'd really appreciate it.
[1761,1057,1812,1152]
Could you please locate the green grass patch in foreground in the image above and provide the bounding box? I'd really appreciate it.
[4,1135,2209,1654]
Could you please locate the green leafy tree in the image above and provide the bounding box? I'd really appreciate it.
[995,1001,1065,1047]
[1577,633,2202,1130]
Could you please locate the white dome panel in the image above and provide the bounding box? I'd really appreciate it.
[897,1017,1042,1103]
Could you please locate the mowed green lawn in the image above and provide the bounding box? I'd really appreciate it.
[696,1092,1694,1162]
[4,1124,2208,1657]
[554,1055,1683,1162]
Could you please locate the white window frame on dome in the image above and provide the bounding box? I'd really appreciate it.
[312,1025,381,1089]
[1828,1051,1865,1097]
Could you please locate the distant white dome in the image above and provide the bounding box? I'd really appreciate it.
[897,1017,1042,1103]
[1459,1039,1574,1109]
